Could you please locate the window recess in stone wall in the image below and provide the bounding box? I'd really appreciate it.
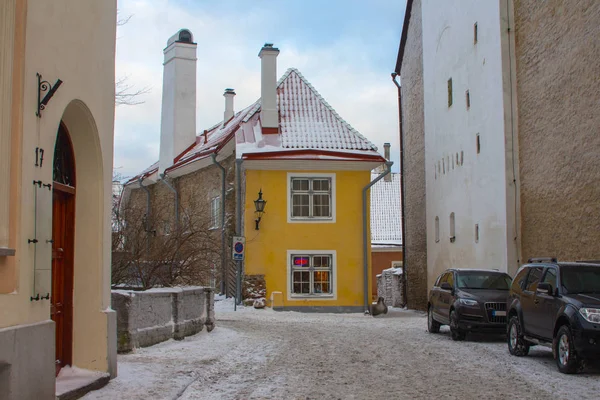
[447,78,453,107]
[466,90,470,109]
[210,196,221,229]
[475,224,479,243]
[474,22,478,44]
[476,134,481,154]
[449,212,456,243]
[435,217,440,243]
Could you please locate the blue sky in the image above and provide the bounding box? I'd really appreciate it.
[114,0,406,177]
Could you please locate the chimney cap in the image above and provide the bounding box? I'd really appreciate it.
[259,43,280,57]
[384,142,391,147]
[167,29,196,47]
[224,88,236,96]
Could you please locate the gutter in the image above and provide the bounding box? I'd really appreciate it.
[211,153,227,296]
[363,161,393,314]
[159,172,179,230]
[235,159,243,310]
[392,73,408,307]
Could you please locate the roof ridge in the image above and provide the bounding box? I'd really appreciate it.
[280,68,378,151]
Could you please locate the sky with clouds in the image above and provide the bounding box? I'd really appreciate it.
[114,0,406,177]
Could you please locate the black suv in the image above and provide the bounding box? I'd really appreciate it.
[507,258,600,373]
[427,269,513,340]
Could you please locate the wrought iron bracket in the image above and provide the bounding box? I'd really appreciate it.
[36,73,63,118]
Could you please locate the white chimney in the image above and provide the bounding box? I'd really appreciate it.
[223,88,236,122]
[159,29,197,174]
[384,143,392,182]
[258,43,279,133]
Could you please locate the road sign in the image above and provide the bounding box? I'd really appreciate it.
[232,236,245,261]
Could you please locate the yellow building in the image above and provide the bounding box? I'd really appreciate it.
[238,45,389,312]
[0,1,117,398]
[125,41,389,313]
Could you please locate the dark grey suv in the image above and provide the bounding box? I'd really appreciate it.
[428,269,513,340]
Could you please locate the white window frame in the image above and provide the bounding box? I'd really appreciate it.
[287,172,336,223]
[287,250,337,300]
[210,196,221,229]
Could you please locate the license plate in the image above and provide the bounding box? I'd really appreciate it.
[492,310,506,317]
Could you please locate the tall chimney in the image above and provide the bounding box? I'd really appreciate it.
[258,43,280,134]
[384,143,392,182]
[223,88,236,122]
[159,29,197,174]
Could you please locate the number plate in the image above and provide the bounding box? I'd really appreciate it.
[492,310,506,317]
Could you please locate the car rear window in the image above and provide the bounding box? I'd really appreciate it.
[561,266,600,294]
[456,271,512,290]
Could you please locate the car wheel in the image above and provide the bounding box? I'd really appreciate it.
[450,310,466,341]
[555,325,579,374]
[428,306,441,333]
[507,316,530,356]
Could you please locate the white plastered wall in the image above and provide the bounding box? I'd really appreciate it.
[422,0,512,291]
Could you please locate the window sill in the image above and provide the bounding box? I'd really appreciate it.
[0,247,16,257]
[290,294,335,299]
[288,217,335,224]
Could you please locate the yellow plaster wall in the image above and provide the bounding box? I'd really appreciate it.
[244,169,373,308]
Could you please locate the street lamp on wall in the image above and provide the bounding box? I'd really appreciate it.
[254,189,267,230]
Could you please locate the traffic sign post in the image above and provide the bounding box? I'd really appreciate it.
[232,236,245,261]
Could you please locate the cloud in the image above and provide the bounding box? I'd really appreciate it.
[114,0,403,177]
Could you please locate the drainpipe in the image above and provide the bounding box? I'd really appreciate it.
[392,72,408,307]
[235,159,243,310]
[363,161,393,314]
[138,176,151,255]
[159,172,179,230]
[211,153,227,296]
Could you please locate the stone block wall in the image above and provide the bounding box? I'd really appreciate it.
[514,0,600,264]
[399,0,428,310]
[112,286,215,353]
[124,153,238,294]
[242,274,266,301]
[377,268,404,308]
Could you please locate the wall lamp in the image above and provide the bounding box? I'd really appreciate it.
[254,189,267,230]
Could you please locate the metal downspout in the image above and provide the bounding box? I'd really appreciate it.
[211,153,227,296]
[159,173,179,230]
[138,177,151,255]
[363,161,393,314]
[392,73,408,307]
[235,159,243,310]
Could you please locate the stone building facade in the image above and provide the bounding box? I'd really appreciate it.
[514,0,600,263]
[124,154,237,295]
[394,0,600,310]
[394,0,428,310]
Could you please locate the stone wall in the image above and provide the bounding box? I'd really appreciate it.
[125,153,237,294]
[112,287,215,353]
[371,251,402,300]
[242,274,266,303]
[514,1,600,263]
[377,268,404,308]
[399,0,428,310]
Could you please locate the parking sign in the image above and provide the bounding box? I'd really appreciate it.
[232,236,245,261]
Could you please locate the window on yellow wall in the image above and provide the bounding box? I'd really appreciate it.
[290,254,333,295]
[288,173,336,222]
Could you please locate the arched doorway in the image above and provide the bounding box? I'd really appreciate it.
[51,121,76,375]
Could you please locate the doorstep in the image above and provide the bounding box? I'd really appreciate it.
[55,366,110,400]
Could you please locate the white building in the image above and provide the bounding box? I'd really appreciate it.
[421,0,519,287]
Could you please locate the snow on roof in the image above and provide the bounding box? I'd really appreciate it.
[370,172,402,245]
[129,67,383,184]
[278,69,376,151]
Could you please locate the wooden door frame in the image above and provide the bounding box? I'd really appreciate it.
[52,121,76,374]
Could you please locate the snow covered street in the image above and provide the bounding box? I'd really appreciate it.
[84,300,600,400]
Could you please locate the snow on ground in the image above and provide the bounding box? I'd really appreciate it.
[84,299,600,400]
[56,366,110,397]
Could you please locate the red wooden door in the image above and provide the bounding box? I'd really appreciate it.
[51,188,75,375]
[51,121,76,376]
